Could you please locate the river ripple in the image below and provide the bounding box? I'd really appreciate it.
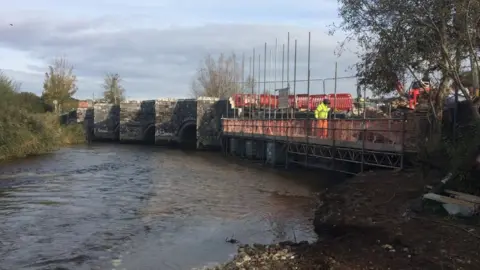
[0,144,324,270]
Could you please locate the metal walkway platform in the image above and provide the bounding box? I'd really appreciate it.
[221,117,417,173]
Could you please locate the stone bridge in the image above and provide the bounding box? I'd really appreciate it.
[80,97,231,149]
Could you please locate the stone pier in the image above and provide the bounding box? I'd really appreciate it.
[119,100,156,142]
[92,103,120,140]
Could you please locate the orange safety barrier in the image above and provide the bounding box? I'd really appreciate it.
[296,94,309,109]
[309,95,327,111]
[259,94,279,108]
[78,101,90,108]
[222,118,410,147]
[287,95,294,108]
[328,93,353,112]
[230,93,353,110]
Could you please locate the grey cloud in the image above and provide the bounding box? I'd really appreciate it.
[0,16,360,98]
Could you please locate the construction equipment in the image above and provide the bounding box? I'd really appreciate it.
[229,93,354,112]
[395,76,432,110]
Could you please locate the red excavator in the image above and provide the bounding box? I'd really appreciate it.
[394,76,432,110]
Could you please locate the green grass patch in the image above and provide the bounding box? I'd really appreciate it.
[0,72,85,162]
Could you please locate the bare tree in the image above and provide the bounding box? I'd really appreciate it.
[102,73,125,104]
[191,53,252,98]
[42,57,78,111]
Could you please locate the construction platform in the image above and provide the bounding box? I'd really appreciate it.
[221,117,418,174]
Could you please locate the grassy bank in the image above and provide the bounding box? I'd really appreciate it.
[0,72,85,162]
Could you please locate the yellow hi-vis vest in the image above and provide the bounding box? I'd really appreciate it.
[315,103,330,119]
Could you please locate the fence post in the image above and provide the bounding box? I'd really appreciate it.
[361,118,366,173]
[401,113,406,170]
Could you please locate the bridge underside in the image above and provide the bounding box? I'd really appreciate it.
[221,117,416,174]
[222,134,405,174]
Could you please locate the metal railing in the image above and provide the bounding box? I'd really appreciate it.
[222,117,416,152]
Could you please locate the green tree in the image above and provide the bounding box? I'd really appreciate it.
[0,71,19,109]
[102,73,125,104]
[42,57,78,112]
[335,0,480,116]
[15,92,47,113]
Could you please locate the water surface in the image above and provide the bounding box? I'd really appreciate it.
[0,144,324,270]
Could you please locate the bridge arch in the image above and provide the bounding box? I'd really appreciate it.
[177,120,197,149]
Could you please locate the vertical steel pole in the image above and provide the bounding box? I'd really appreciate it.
[241,53,245,92]
[306,32,311,166]
[334,62,338,114]
[307,33,311,115]
[274,38,277,91]
[264,42,267,94]
[251,48,255,141]
[281,44,285,119]
[293,39,297,114]
[274,39,277,120]
[361,84,367,172]
[249,56,253,121]
[453,87,458,141]
[401,112,406,170]
[287,32,291,118]
[285,32,291,167]
[269,48,272,119]
[363,85,367,119]
[264,42,267,119]
[258,54,261,100]
[252,49,255,120]
[287,32,290,88]
[227,54,231,117]
[239,52,244,119]
[233,53,236,96]
[332,62,337,170]
[282,44,285,88]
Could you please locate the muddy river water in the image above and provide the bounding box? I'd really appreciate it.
[0,144,326,270]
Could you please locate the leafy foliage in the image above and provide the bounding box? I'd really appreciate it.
[102,73,125,104]
[336,0,480,99]
[336,0,480,188]
[0,71,84,161]
[42,57,78,112]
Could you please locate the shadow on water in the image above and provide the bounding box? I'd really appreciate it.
[0,143,340,270]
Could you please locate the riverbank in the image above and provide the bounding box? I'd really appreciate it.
[207,171,480,270]
[0,112,85,162]
[0,73,85,162]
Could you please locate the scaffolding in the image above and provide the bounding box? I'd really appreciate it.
[219,31,417,174]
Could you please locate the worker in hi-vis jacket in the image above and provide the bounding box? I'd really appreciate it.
[315,99,331,138]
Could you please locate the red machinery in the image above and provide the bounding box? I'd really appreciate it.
[230,93,353,111]
[395,79,431,109]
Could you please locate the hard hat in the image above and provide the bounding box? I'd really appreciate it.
[323,99,331,104]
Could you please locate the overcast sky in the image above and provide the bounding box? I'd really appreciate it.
[0,0,361,100]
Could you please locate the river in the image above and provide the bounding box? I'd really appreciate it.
[0,144,326,270]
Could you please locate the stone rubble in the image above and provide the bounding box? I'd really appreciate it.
[203,242,309,270]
